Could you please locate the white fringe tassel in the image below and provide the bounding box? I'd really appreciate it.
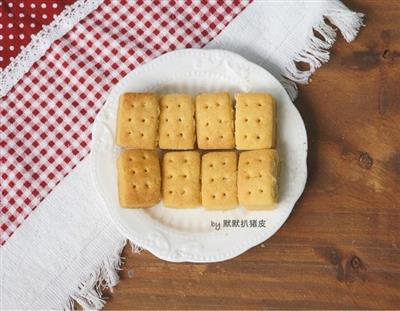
[129,240,144,254]
[64,239,126,310]
[282,2,364,99]
[61,240,144,310]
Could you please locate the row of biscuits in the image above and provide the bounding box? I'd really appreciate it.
[118,149,279,210]
[116,92,276,150]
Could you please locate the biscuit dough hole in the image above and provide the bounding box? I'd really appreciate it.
[212,195,216,199]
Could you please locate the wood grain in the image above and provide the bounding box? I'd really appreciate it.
[102,1,400,309]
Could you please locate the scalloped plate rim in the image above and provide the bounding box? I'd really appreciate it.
[90,48,308,263]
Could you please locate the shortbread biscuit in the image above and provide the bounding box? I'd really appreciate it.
[159,94,195,149]
[201,152,237,209]
[117,150,161,208]
[235,93,276,150]
[195,92,234,149]
[162,151,200,208]
[238,149,279,209]
[116,93,159,149]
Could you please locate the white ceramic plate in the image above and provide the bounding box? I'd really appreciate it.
[90,49,307,263]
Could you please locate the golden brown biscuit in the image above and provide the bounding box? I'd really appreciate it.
[235,93,276,150]
[116,93,159,149]
[162,151,201,208]
[195,92,234,149]
[238,149,279,209]
[159,94,195,149]
[201,152,237,210]
[117,150,161,208]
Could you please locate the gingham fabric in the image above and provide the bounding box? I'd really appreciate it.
[0,0,249,245]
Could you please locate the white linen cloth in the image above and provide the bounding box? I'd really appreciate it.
[1,1,363,309]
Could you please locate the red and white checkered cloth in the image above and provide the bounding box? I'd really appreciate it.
[1,0,249,245]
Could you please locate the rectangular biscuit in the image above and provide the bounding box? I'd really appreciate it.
[159,94,195,150]
[117,150,161,208]
[235,93,276,150]
[195,92,234,149]
[238,149,279,209]
[116,93,159,149]
[201,152,237,210]
[162,151,200,208]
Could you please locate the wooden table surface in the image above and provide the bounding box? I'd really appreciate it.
[104,1,400,309]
